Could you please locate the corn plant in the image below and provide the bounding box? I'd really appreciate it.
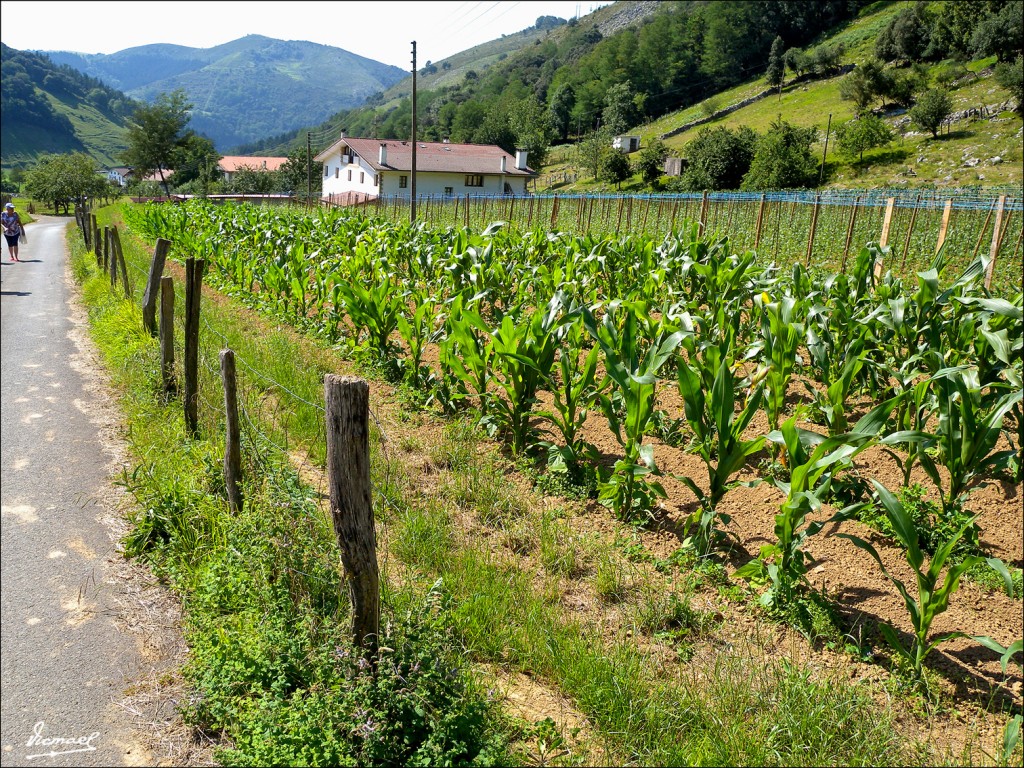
[891,367,1023,515]
[396,290,442,391]
[676,341,765,555]
[334,276,405,363]
[736,395,901,611]
[436,295,493,417]
[583,301,685,521]
[837,480,1014,686]
[753,293,804,441]
[803,338,871,436]
[536,318,604,481]
[481,294,567,455]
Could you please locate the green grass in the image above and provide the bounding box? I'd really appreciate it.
[69,201,1021,767]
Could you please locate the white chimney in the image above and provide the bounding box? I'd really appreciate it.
[379,143,387,165]
[340,129,346,139]
[500,155,507,173]
[515,149,528,170]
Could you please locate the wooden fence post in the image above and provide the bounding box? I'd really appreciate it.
[183,258,204,437]
[875,197,895,279]
[220,349,243,514]
[111,226,131,298]
[754,194,767,249]
[324,374,380,661]
[107,227,117,287]
[159,276,176,399]
[91,215,100,265]
[142,238,172,335]
[900,195,921,271]
[805,193,821,265]
[935,199,953,255]
[698,190,709,237]
[984,194,1007,290]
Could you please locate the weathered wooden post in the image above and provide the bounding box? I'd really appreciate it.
[142,239,172,335]
[875,197,895,279]
[805,193,821,265]
[984,194,1007,291]
[935,199,953,255]
[754,194,767,249]
[159,276,176,399]
[183,258,204,437]
[107,227,117,287]
[698,190,709,237]
[841,195,861,272]
[111,227,131,298]
[220,349,243,514]
[900,195,922,271]
[324,374,380,661]
[91,215,100,265]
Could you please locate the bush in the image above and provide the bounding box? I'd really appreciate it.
[994,55,1024,118]
[741,119,819,190]
[679,125,756,191]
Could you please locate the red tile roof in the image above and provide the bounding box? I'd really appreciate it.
[315,138,535,176]
[218,156,289,173]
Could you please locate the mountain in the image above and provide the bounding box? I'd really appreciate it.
[0,42,138,168]
[44,36,407,151]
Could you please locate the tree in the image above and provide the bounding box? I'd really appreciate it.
[875,2,935,63]
[834,114,894,163]
[225,166,279,195]
[574,127,612,180]
[741,119,819,190]
[839,59,889,112]
[910,88,953,137]
[548,83,577,141]
[172,133,219,192]
[971,0,1024,62]
[599,150,632,189]
[995,55,1024,118]
[24,152,107,214]
[121,89,193,197]
[679,125,757,191]
[279,143,322,202]
[601,82,638,136]
[635,138,668,186]
[508,97,555,169]
[766,36,786,99]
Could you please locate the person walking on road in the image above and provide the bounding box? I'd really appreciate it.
[2,201,24,262]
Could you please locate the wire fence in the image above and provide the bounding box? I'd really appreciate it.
[358,189,1023,295]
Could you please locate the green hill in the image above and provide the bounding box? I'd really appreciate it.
[45,36,407,151]
[1,43,137,169]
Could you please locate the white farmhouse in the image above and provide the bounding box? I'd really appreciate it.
[315,134,535,203]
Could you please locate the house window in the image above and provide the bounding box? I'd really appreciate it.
[444,187,453,195]
[347,170,352,181]
[374,175,379,187]
[323,165,329,177]
[465,175,484,187]
[360,172,365,184]
[399,175,408,189]
[335,168,339,178]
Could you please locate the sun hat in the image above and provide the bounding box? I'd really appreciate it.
[4,202,13,208]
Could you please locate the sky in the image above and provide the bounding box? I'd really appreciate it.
[0,1,613,70]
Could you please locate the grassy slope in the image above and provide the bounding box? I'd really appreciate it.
[540,2,1023,193]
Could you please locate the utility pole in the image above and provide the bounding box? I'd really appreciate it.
[411,41,417,224]
[306,132,312,207]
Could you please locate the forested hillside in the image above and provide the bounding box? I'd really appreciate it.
[0,43,137,168]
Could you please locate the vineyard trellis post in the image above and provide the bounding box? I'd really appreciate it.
[900,195,921,271]
[699,191,709,237]
[984,195,1007,290]
[876,197,895,279]
[805,194,821,265]
[324,374,380,663]
[971,198,997,262]
[220,349,244,514]
[936,199,953,255]
[754,194,766,249]
[142,239,172,335]
[159,275,176,399]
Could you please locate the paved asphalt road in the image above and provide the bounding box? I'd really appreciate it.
[1,216,155,766]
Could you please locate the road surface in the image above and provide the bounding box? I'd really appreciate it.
[1,216,172,766]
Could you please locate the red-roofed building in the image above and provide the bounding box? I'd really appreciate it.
[313,133,535,203]
[217,156,289,183]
